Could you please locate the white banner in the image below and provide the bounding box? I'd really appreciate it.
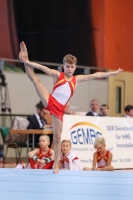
[62,115,133,169]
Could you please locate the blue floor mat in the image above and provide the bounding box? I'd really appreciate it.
[0,169,133,200]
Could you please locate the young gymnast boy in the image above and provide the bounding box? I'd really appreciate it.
[28,134,54,169]
[59,140,82,170]
[84,137,114,171]
[19,42,122,173]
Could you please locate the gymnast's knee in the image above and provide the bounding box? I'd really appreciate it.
[110,165,114,171]
[53,133,61,144]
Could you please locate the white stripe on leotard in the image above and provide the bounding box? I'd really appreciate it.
[97,158,107,168]
[52,82,71,105]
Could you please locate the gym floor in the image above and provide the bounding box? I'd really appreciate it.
[0,168,133,200]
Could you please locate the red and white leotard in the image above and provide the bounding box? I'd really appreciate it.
[46,72,76,121]
[97,150,110,168]
[29,148,54,169]
[60,157,69,169]
[60,151,82,170]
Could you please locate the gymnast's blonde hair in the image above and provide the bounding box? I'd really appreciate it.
[63,54,77,65]
[39,134,50,142]
[61,139,71,146]
[94,137,105,148]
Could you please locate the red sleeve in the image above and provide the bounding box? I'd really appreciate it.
[72,157,79,162]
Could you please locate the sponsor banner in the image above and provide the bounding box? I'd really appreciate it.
[62,115,133,169]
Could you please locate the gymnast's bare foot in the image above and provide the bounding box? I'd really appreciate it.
[53,167,59,174]
[20,41,29,61]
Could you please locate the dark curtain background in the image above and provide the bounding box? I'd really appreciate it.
[13,0,96,69]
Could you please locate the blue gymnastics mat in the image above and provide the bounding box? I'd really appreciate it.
[0,169,133,200]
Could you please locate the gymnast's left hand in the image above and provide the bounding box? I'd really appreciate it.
[19,52,27,63]
[113,68,123,76]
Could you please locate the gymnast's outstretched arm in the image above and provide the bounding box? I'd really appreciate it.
[76,68,123,83]
[19,50,59,78]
